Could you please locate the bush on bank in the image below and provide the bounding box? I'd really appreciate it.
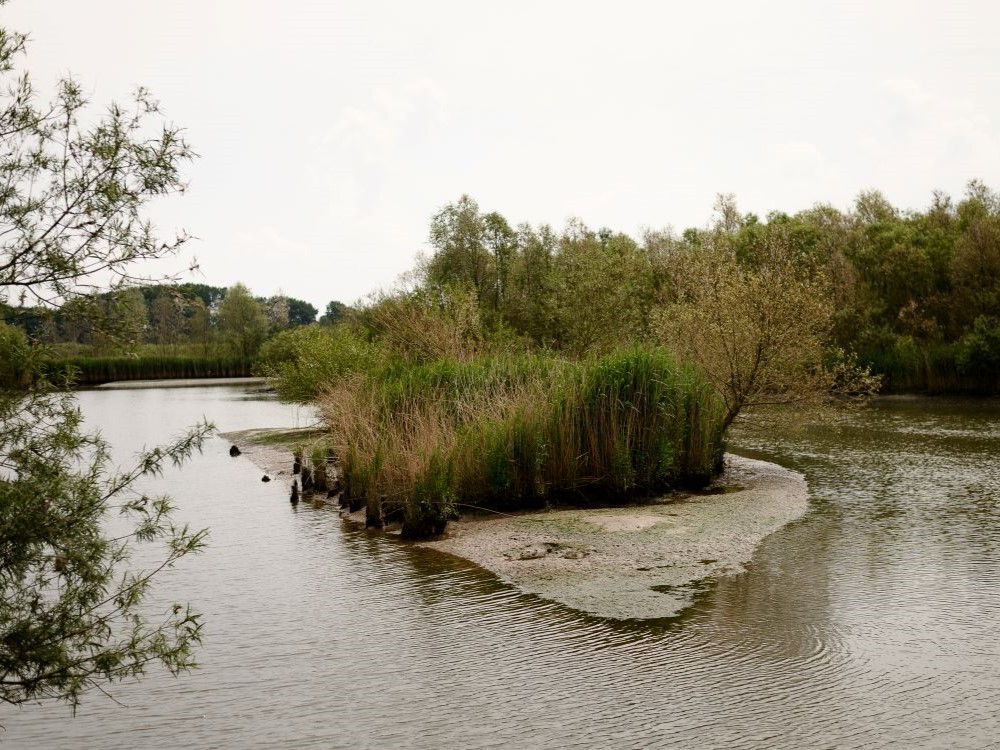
[0,320,34,389]
[254,324,380,402]
[857,321,1000,395]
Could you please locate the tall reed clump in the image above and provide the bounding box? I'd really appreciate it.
[319,347,726,538]
[547,350,724,493]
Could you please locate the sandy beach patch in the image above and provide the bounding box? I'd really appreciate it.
[583,513,668,532]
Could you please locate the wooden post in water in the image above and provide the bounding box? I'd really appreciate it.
[365,494,384,528]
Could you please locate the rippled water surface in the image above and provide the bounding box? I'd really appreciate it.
[4,387,999,749]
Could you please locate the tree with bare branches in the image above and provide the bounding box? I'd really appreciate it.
[658,199,880,431]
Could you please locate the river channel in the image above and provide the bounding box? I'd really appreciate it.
[3,385,999,749]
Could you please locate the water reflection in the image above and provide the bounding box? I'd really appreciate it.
[3,389,999,749]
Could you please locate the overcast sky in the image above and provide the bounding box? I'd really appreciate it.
[7,1,1000,311]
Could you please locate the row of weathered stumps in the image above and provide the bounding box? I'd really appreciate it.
[287,446,342,505]
[227,442,433,536]
[228,443,341,506]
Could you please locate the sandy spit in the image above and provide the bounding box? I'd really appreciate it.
[223,427,810,621]
[219,428,319,479]
[419,455,809,620]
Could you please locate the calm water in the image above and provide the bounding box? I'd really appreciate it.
[3,387,999,749]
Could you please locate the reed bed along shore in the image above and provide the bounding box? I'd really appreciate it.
[860,344,1000,395]
[317,347,727,538]
[43,355,252,385]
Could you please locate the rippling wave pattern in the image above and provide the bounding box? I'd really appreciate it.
[4,390,999,749]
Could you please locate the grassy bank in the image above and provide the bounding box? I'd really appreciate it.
[43,355,252,385]
[318,348,726,538]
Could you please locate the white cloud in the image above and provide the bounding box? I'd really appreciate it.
[320,78,449,165]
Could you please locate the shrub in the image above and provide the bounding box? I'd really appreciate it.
[0,320,33,389]
[255,323,380,402]
[956,316,1000,378]
[356,287,488,364]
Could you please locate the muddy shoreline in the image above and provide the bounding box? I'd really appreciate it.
[222,428,810,620]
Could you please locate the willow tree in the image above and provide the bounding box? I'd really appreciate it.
[218,283,267,359]
[659,199,880,430]
[150,290,186,346]
[1,9,210,710]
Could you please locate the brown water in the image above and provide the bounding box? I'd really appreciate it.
[3,387,999,749]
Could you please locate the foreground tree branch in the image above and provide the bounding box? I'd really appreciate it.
[1,4,210,712]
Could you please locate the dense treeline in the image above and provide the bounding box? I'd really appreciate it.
[7,181,996,532]
[415,185,1000,393]
[260,188,908,536]
[0,282,352,385]
[1,283,320,350]
[42,355,252,386]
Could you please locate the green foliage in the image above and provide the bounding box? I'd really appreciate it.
[161,283,227,310]
[3,281,316,366]
[659,218,880,428]
[95,289,148,353]
[956,317,1000,380]
[422,184,1000,394]
[0,321,33,389]
[287,298,318,326]
[150,290,186,345]
[319,300,348,326]
[186,298,213,348]
[1,9,210,710]
[426,195,495,310]
[355,286,513,365]
[423,198,661,352]
[218,283,268,359]
[547,223,658,354]
[254,323,380,401]
[0,30,193,306]
[0,384,212,708]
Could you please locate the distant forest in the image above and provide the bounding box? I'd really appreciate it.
[1,283,345,353]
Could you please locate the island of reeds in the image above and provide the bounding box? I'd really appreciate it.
[322,348,725,537]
